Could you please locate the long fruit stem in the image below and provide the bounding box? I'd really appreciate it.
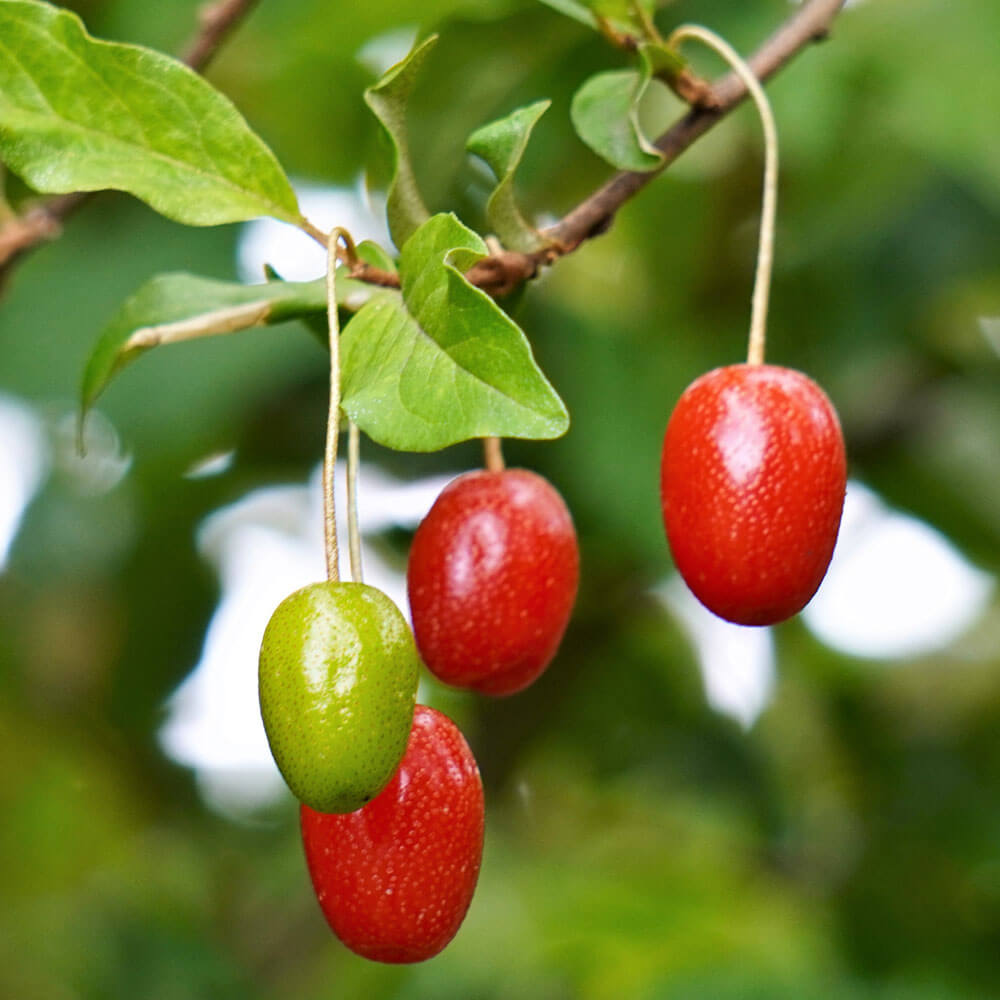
[667,25,779,366]
[347,419,364,584]
[323,230,346,582]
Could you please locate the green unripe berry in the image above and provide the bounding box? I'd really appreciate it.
[259,581,420,813]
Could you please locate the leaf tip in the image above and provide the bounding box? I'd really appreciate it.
[364,32,440,102]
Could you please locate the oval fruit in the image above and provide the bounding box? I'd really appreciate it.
[300,704,485,964]
[407,468,579,696]
[660,363,846,626]
[259,581,419,813]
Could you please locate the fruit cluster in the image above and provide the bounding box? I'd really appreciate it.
[24,0,855,968]
[254,19,846,963]
[258,465,580,962]
[258,358,847,963]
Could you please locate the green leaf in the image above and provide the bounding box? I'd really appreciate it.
[356,239,397,273]
[363,35,436,249]
[570,49,666,172]
[537,0,600,30]
[0,0,299,226]
[467,100,550,253]
[340,213,568,451]
[641,38,687,80]
[80,272,373,416]
[538,0,659,37]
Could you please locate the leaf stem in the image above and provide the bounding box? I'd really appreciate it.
[595,15,638,52]
[347,420,364,584]
[629,1,661,43]
[667,25,778,365]
[323,230,347,583]
[484,436,506,472]
[300,216,330,248]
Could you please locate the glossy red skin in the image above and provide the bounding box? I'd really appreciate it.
[660,364,846,626]
[407,469,579,695]
[300,705,484,964]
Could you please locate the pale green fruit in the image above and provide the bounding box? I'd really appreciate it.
[259,581,419,813]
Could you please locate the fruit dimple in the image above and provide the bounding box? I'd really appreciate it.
[301,705,485,964]
[258,581,419,813]
[661,364,846,626]
[407,468,579,695]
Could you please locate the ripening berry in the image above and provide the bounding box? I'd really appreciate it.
[300,705,484,963]
[661,364,846,626]
[259,582,419,813]
[407,468,579,695]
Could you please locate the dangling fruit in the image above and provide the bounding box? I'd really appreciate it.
[300,705,485,964]
[259,581,419,813]
[407,468,579,695]
[661,363,846,626]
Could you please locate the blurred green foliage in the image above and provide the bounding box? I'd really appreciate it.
[1,1,999,997]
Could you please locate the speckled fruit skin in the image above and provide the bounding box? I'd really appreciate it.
[660,364,847,626]
[300,705,484,964]
[259,582,419,813]
[407,468,579,696]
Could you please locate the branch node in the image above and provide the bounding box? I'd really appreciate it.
[466,250,538,298]
[668,69,722,110]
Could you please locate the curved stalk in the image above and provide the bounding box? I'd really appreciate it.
[666,24,779,366]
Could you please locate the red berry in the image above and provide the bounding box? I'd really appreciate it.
[407,468,579,696]
[660,363,846,626]
[300,705,484,964]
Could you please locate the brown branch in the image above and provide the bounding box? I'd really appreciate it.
[0,194,83,268]
[182,0,261,72]
[0,0,261,284]
[0,0,846,299]
[469,0,849,297]
[348,262,401,289]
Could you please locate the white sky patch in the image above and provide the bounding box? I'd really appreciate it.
[184,449,236,480]
[656,575,776,729]
[237,178,390,284]
[356,25,419,77]
[803,481,995,660]
[0,394,48,571]
[158,462,455,818]
[56,409,131,496]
